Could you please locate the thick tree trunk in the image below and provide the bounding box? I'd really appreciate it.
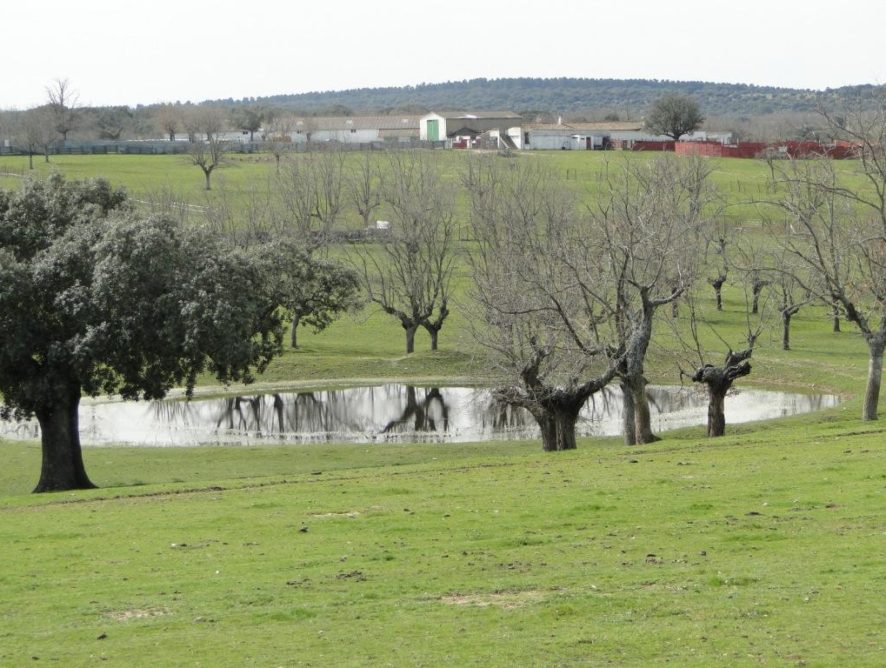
[34,393,96,493]
[692,350,752,438]
[28,152,34,170]
[709,276,725,311]
[621,377,659,444]
[621,381,637,445]
[404,324,418,354]
[782,312,791,351]
[832,303,841,333]
[631,380,659,443]
[707,388,727,437]
[535,407,580,452]
[290,314,301,348]
[862,343,884,421]
[427,327,439,351]
[204,169,212,191]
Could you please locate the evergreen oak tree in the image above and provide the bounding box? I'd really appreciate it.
[0,176,284,492]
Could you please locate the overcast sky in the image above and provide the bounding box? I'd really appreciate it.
[3,0,884,109]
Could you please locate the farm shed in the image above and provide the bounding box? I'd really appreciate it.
[290,115,420,144]
[502,122,681,150]
[420,111,523,143]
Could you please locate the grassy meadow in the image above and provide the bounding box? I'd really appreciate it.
[1,149,884,666]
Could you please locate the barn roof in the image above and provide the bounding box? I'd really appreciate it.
[524,121,645,132]
[429,110,523,120]
[293,115,420,131]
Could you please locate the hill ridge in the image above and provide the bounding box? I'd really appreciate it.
[206,77,881,117]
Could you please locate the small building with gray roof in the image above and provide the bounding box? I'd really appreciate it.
[420,111,524,143]
[288,115,420,144]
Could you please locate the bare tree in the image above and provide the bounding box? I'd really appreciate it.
[94,106,132,140]
[680,292,763,437]
[464,156,617,451]
[186,107,228,190]
[200,180,277,247]
[272,150,346,243]
[742,236,817,352]
[768,155,886,420]
[311,150,346,231]
[264,111,295,170]
[349,152,384,228]
[704,223,729,311]
[351,151,455,353]
[154,104,181,142]
[731,232,773,319]
[45,78,78,142]
[773,262,813,351]
[16,108,55,168]
[275,157,324,245]
[590,155,714,444]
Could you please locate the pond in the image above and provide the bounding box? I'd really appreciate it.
[0,384,839,447]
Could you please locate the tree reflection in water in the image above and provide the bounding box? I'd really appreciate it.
[380,386,450,441]
[3,384,840,446]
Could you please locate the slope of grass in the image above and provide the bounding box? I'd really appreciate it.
[1,411,884,666]
[1,149,883,665]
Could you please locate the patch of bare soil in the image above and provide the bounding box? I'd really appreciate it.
[440,589,548,609]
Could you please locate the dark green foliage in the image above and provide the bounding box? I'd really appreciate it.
[644,94,704,140]
[220,78,883,116]
[251,241,361,348]
[0,175,285,491]
[230,105,265,142]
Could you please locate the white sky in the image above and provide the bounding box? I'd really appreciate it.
[3,0,884,109]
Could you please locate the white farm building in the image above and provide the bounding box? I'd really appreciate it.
[495,122,733,151]
[420,111,523,144]
[289,116,420,144]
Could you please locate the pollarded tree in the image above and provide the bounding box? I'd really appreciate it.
[186,107,228,190]
[590,155,714,445]
[644,94,704,141]
[680,292,763,437]
[154,103,180,141]
[351,151,455,353]
[465,156,617,452]
[0,175,285,492]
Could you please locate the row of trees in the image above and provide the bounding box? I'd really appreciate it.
[0,81,332,160]
[464,100,886,451]
[4,98,886,490]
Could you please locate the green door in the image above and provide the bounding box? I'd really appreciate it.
[427,119,440,141]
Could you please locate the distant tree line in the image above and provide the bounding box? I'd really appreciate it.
[236,77,881,117]
[2,78,883,154]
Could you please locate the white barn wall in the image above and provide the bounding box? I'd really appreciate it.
[420,113,446,141]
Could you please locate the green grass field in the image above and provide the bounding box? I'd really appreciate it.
[1,150,884,666]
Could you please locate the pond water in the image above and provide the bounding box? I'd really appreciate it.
[0,384,839,447]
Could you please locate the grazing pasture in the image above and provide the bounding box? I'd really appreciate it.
[1,149,883,665]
